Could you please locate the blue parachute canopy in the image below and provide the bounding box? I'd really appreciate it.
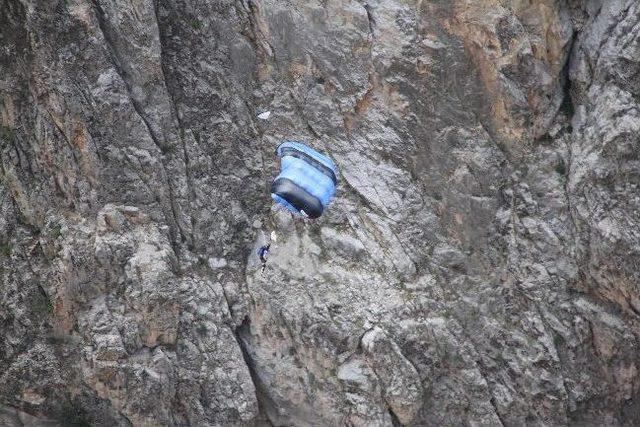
[271,141,337,218]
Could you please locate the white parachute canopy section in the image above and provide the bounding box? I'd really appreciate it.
[257,111,271,120]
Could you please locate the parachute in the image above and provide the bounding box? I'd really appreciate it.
[271,141,337,218]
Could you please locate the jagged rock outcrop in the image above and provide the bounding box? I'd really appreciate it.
[2,0,640,425]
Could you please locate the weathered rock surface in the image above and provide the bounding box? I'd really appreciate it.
[1,0,640,425]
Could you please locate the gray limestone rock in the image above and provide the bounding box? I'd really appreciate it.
[2,0,640,425]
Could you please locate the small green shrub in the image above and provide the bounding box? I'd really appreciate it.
[560,94,575,116]
[51,224,62,239]
[555,158,567,176]
[58,400,91,427]
[196,323,208,336]
[0,242,11,258]
[31,288,52,317]
[354,317,365,329]
[553,334,565,347]
[536,134,553,145]
[0,125,14,148]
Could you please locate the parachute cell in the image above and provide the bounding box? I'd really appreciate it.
[270,141,337,218]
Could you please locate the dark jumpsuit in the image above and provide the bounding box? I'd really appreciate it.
[258,244,270,272]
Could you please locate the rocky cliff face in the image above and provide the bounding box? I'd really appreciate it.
[1,0,640,425]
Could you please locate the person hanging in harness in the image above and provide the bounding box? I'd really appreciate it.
[258,243,270,275]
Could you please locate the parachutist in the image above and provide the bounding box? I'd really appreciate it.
[258,243,270,275]
[270,141,337,218]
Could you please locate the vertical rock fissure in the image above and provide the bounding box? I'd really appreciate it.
[560,30,579,241]
[560,31,578,122]
[152,0,196,249]
[233,316,276,426]
[387,406,402,427]
[242,0,277,64]
[90,0,186,251]
[489,397,506,427]
[91,1,167,154]
[363,3,376,37]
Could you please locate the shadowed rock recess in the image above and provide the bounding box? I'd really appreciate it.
[1,0,640,425]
